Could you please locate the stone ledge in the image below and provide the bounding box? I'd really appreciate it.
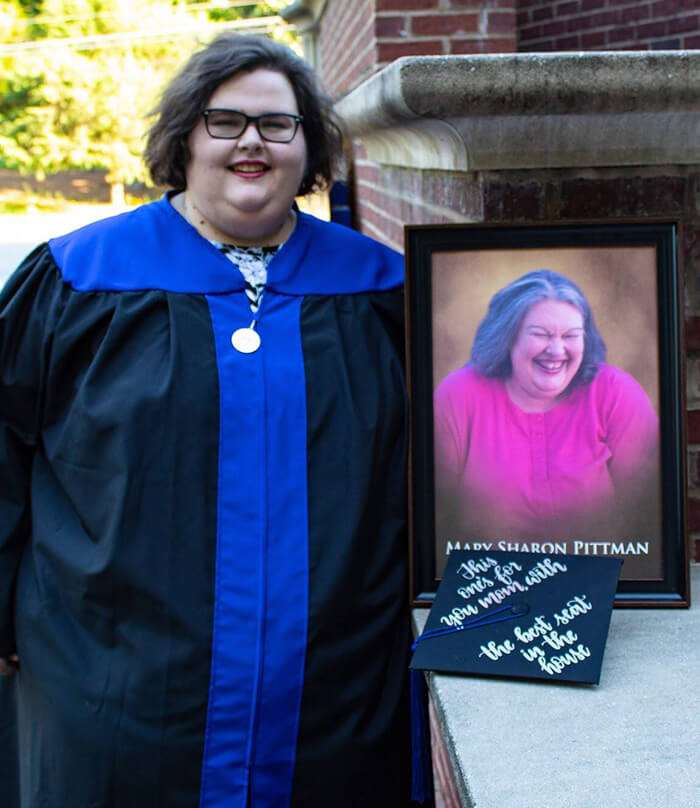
[336,52,700,171]
[413,564,699,808]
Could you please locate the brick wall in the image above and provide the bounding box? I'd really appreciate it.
[429,693,461,807]
[318,0,700,100]
[353,143,480,249]
[316,0,377,98]
[375,0,517,63]
[317,1,517,98]
[518,0,700,52]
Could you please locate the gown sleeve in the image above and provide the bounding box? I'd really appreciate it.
[0,245,66,658]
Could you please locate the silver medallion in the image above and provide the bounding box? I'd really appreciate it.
[231,327,261,354]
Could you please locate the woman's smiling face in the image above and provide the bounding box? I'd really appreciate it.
[506,298,585,412]
[184,68,307,245]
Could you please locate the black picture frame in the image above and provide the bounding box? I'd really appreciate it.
[405,220,689,608]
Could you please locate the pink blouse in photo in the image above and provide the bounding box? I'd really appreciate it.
[433,364,660,542]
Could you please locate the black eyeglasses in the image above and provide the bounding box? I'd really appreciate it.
[201,109,304,143]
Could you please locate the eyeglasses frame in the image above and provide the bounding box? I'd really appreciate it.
[201,108,304,143]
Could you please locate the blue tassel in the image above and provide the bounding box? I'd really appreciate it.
[410,668,434,804]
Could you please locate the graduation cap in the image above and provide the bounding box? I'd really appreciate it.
[411,550,621,685]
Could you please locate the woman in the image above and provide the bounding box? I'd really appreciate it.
[0,35,413,807]
[433,269,660,547]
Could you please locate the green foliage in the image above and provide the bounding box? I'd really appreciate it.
[205,2,281,22]
[0,0,297,190]
[14,0,41,17]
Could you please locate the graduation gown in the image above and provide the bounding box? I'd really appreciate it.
[0,197,412,807]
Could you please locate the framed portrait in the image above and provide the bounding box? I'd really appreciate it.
[405,220,689,607]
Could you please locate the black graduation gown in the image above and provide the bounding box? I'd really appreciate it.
[0,198,412,807]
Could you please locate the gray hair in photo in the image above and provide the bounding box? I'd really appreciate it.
[470,269,607,388]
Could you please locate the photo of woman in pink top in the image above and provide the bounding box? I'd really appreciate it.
[433,269,660,561]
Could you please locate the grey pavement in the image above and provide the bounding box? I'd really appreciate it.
[415,565,700,807]
[0,205,127,288]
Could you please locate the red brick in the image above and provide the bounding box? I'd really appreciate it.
[554,34,580,48]
[688,498,700,531]
[565,16,585,33]
[520,23,544,39]
[324,44,373,96]
[637,20,668,37]
[376,14,408,38]
[422,171,482,214]
[621,4,651,22]
[632,173,688,211]
[668,13,700,34]
[532,5,553,21]
[357,199,400,234]
[483,180,546,221]
[567,10,619,30]
[543,19,567,36]
[650,37,682,48]
[385,166,423,198]
[688,409,700,442]
[450,36,516,52]
[581,0,605,9]
[652,0,683,14]
[356,183,380,209]
[556,176,686,219]
[363,224,402,251]
[376,0,438,9]
[556,1,578,14]
[557,179,612,217]
[690,449,700,493]
[320,4,375,95]
[686,318,700,352]
[378,189,404,219]
[682,221,700,262]
[376,39,444,61]
[487,10,517,33]
[411,12,479,36]
[449,0,513,5]
[635,175,686,212]
[354,165,379,186]
[608,25,636,42]
[684,33,700,46]
[429,696,463,807]
[582,30,607,46]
